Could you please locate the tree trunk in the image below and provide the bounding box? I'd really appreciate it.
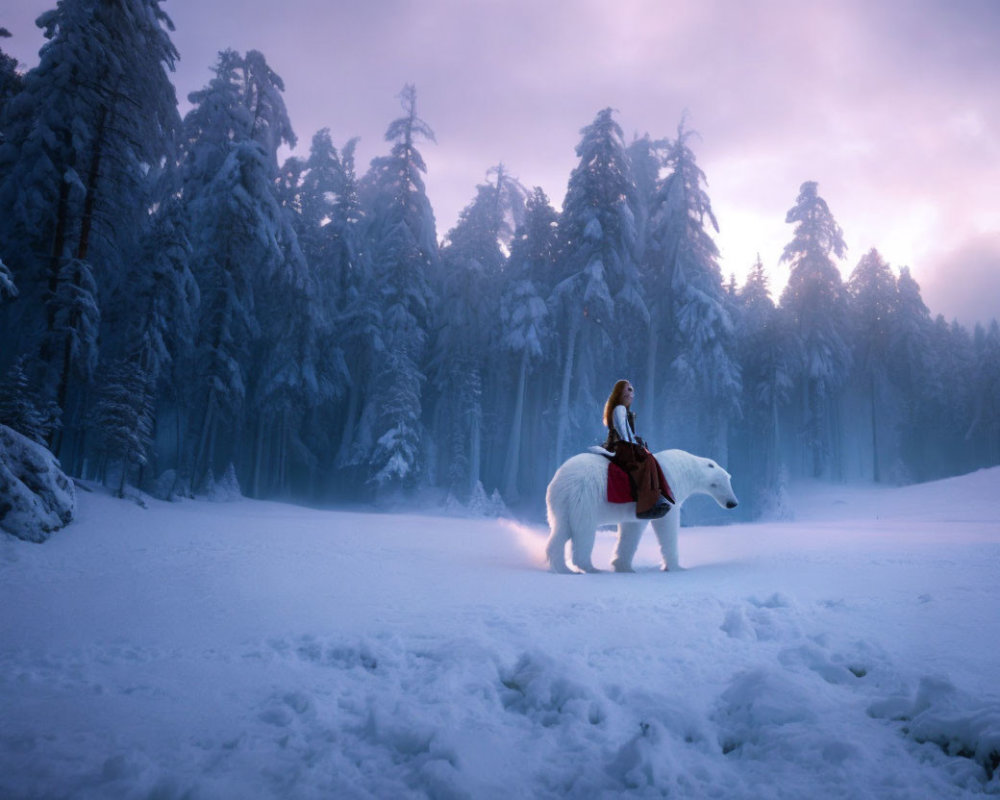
[502,350,529,502]
[252,413,265,497]
[194,390,216,489]
[279,408,288,495]
[41,180,72,367]
[870,371,881,483]
[554,317,580,465]
[76,106,107,265]
[117,456,128,499]
[335,367,362,467]
[51,106,109,451]
[770,393,781,488]
[644,318,659,444]
[39,181,72,432]
[468,386,482,498]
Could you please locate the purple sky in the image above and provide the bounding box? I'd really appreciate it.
[5,0,999,326]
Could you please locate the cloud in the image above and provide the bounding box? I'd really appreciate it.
[918,233,1000,327]
[4,0,998,322]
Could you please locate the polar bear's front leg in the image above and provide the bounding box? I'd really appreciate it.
[611,521,646,572]
[650,511,681,571]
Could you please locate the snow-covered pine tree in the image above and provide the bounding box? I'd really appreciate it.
[235,52,344,499]
[889,266,935,476]
[432,164,526,499]
[551,108,640,463]
[891,267,933,390]
[0,0,180,431]
[779,181,850,478]
[499,187,558,501]
[327,139,382,476]
[362,85,439,495]
[180,49,296,491]
[265,130,356,496]
[730,257,793,509]
[846,248,897,482]
[92,358,154,498]
[0,28,24,145]
[0,356,60,445]
[626,133,669,283]
[119,175,197,387]
[650,121,740,456]
[294,130,348,285]
[969,320,1000,466]
[911,316,978,478]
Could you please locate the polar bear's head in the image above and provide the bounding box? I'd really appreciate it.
[701,458,739,510]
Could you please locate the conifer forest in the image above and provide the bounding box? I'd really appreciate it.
[1,2,998,519]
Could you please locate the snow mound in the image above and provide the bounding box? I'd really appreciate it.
[0,424,75,542]
[870,676,1000,784]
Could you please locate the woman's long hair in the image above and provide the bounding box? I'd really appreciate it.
[603,380,631,428]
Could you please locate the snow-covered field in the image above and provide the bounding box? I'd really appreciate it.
[2,469,999,799]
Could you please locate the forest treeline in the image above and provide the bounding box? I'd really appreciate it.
[1,3,997,518]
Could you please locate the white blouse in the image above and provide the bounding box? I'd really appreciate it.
[612,405,636,444]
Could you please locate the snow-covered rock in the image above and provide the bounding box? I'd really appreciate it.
[0,424,75,542]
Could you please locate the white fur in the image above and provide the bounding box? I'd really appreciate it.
[544,449,739,573]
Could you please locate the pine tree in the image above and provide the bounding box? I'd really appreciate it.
[499,187,558,501]
[0,356,60,444]
[92,358,154,497]
[0,0,181,429]
[267,130,357,496]
[119,179,197,385]
[889,266,935,475]
[180,49,297,489]
[651,120,739,455]
[328,139,379,474]
[0,28,24,145]
[363,85,438,494]
[846,248,897,481]
[969,320,1000,467]
[779,181,850,477]
[551,108,639,463]
[732,257,793,507]
[626,134,669,269]
[432,164,526,498]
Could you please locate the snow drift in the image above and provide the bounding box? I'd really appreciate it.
[0,424,75,542]
[1,467,998,798]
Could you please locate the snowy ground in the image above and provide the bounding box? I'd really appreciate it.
[2,469,999,799]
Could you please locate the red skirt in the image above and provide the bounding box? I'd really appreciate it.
[609,442,674,513]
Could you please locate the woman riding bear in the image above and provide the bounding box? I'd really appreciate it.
[602,379,672,520]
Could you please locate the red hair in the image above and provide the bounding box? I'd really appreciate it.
[603,380,631,428]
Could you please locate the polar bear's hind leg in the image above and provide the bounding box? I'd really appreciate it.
[568,513,600,573]
[545,520,574,573]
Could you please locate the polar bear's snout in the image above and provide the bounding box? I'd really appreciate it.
[726,499,738,509]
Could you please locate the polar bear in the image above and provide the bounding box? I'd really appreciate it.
[545,448,738,573]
